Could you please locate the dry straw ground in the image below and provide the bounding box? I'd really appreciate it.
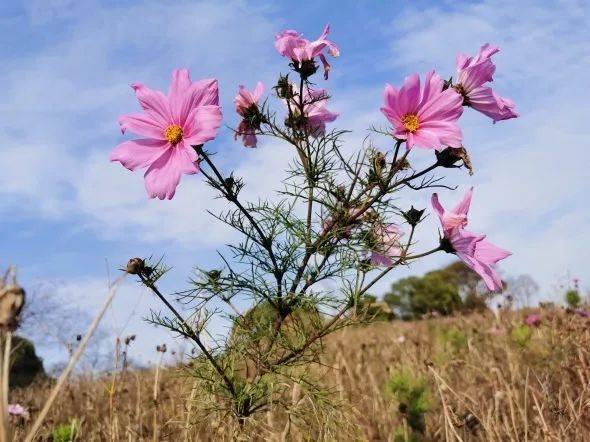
[10,306,590,441]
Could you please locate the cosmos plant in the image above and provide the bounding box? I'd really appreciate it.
[111,25,517,423]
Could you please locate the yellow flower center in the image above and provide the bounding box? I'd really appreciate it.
[402,114,420,133]
[164,124,183,145]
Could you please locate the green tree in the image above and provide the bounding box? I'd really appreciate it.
[383,261,488,319]
[565,289,581,308]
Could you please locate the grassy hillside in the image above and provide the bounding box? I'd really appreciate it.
[10,306,590,441]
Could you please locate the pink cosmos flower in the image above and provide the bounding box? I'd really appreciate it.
[455,44,518,122]
[234,82,265,148]
[110,69,222,200]
[432,189,511,292]
[575,308,590,318]
[370,224,405,267]
[289,87,338,137]
[8,404,29,419]
[275,25,339,79]
[524,313,541,327]
[431,187,473,234]
[381,71,463,151]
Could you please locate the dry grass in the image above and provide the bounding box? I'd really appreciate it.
[9,306,590,441]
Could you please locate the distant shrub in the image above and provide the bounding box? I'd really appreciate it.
[357,294,395,322]
[51,419,79,442]
[511,324,533,348]
[10,335,45,388]
[388,368,431,436]
[438,327,468,354]
[565,289,581,308]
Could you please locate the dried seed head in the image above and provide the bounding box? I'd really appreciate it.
[436,146,474,175]
[125,334,136,346]
[0,284,25,331]
[156,344,167,353]
[126,258,145,275]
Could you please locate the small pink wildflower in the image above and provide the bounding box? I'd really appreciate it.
[433,189,511,292]
[234,82,265,148]
[370,224,405,267]
[275,25,339,79]
[381,71,463,151]
[8,404,29,419]
[524,313,541,327]
[110,69,222,200]
[289,87,338,137]
[455,44,518,122]
[322,206,364,238]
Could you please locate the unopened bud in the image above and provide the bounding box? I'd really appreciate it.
[402,206,425,226]
[443,76,453,91]
[372,152,386,176]
[275,75,294,99]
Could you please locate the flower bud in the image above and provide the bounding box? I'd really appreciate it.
[443,76,453,91]
[402,206,425,227]
[275,75,294,99]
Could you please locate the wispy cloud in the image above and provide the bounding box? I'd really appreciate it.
[2,0,589,364]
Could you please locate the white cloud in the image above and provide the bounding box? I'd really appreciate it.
[3,0,589,307]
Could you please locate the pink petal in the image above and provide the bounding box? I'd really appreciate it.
[184,105,222,146]
[420,70,444,106]
[452,187,473,216]
[431,193,445,219]
[110,139,168,171]
[418,88,463,123]
[411,129,442,150]
[143,147,197,200]
[118,113,166,139]
[171,75,219,126]
[252,81,265,101]
[398,73,421,115]
[131,83,172,127]
[418,120,463,148]
[475,238,511,265]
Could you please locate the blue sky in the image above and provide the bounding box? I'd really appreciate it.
[1,0,589,367]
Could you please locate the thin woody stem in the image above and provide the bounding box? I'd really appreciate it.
[197,146,284,300]
[271,246,442,368]
[139,275,237,399]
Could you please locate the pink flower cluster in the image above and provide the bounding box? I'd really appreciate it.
[381,43,518,151]
[108,27,517,294]
[432,188,511,292]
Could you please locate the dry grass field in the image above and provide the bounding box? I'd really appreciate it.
[9,306,590,441]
